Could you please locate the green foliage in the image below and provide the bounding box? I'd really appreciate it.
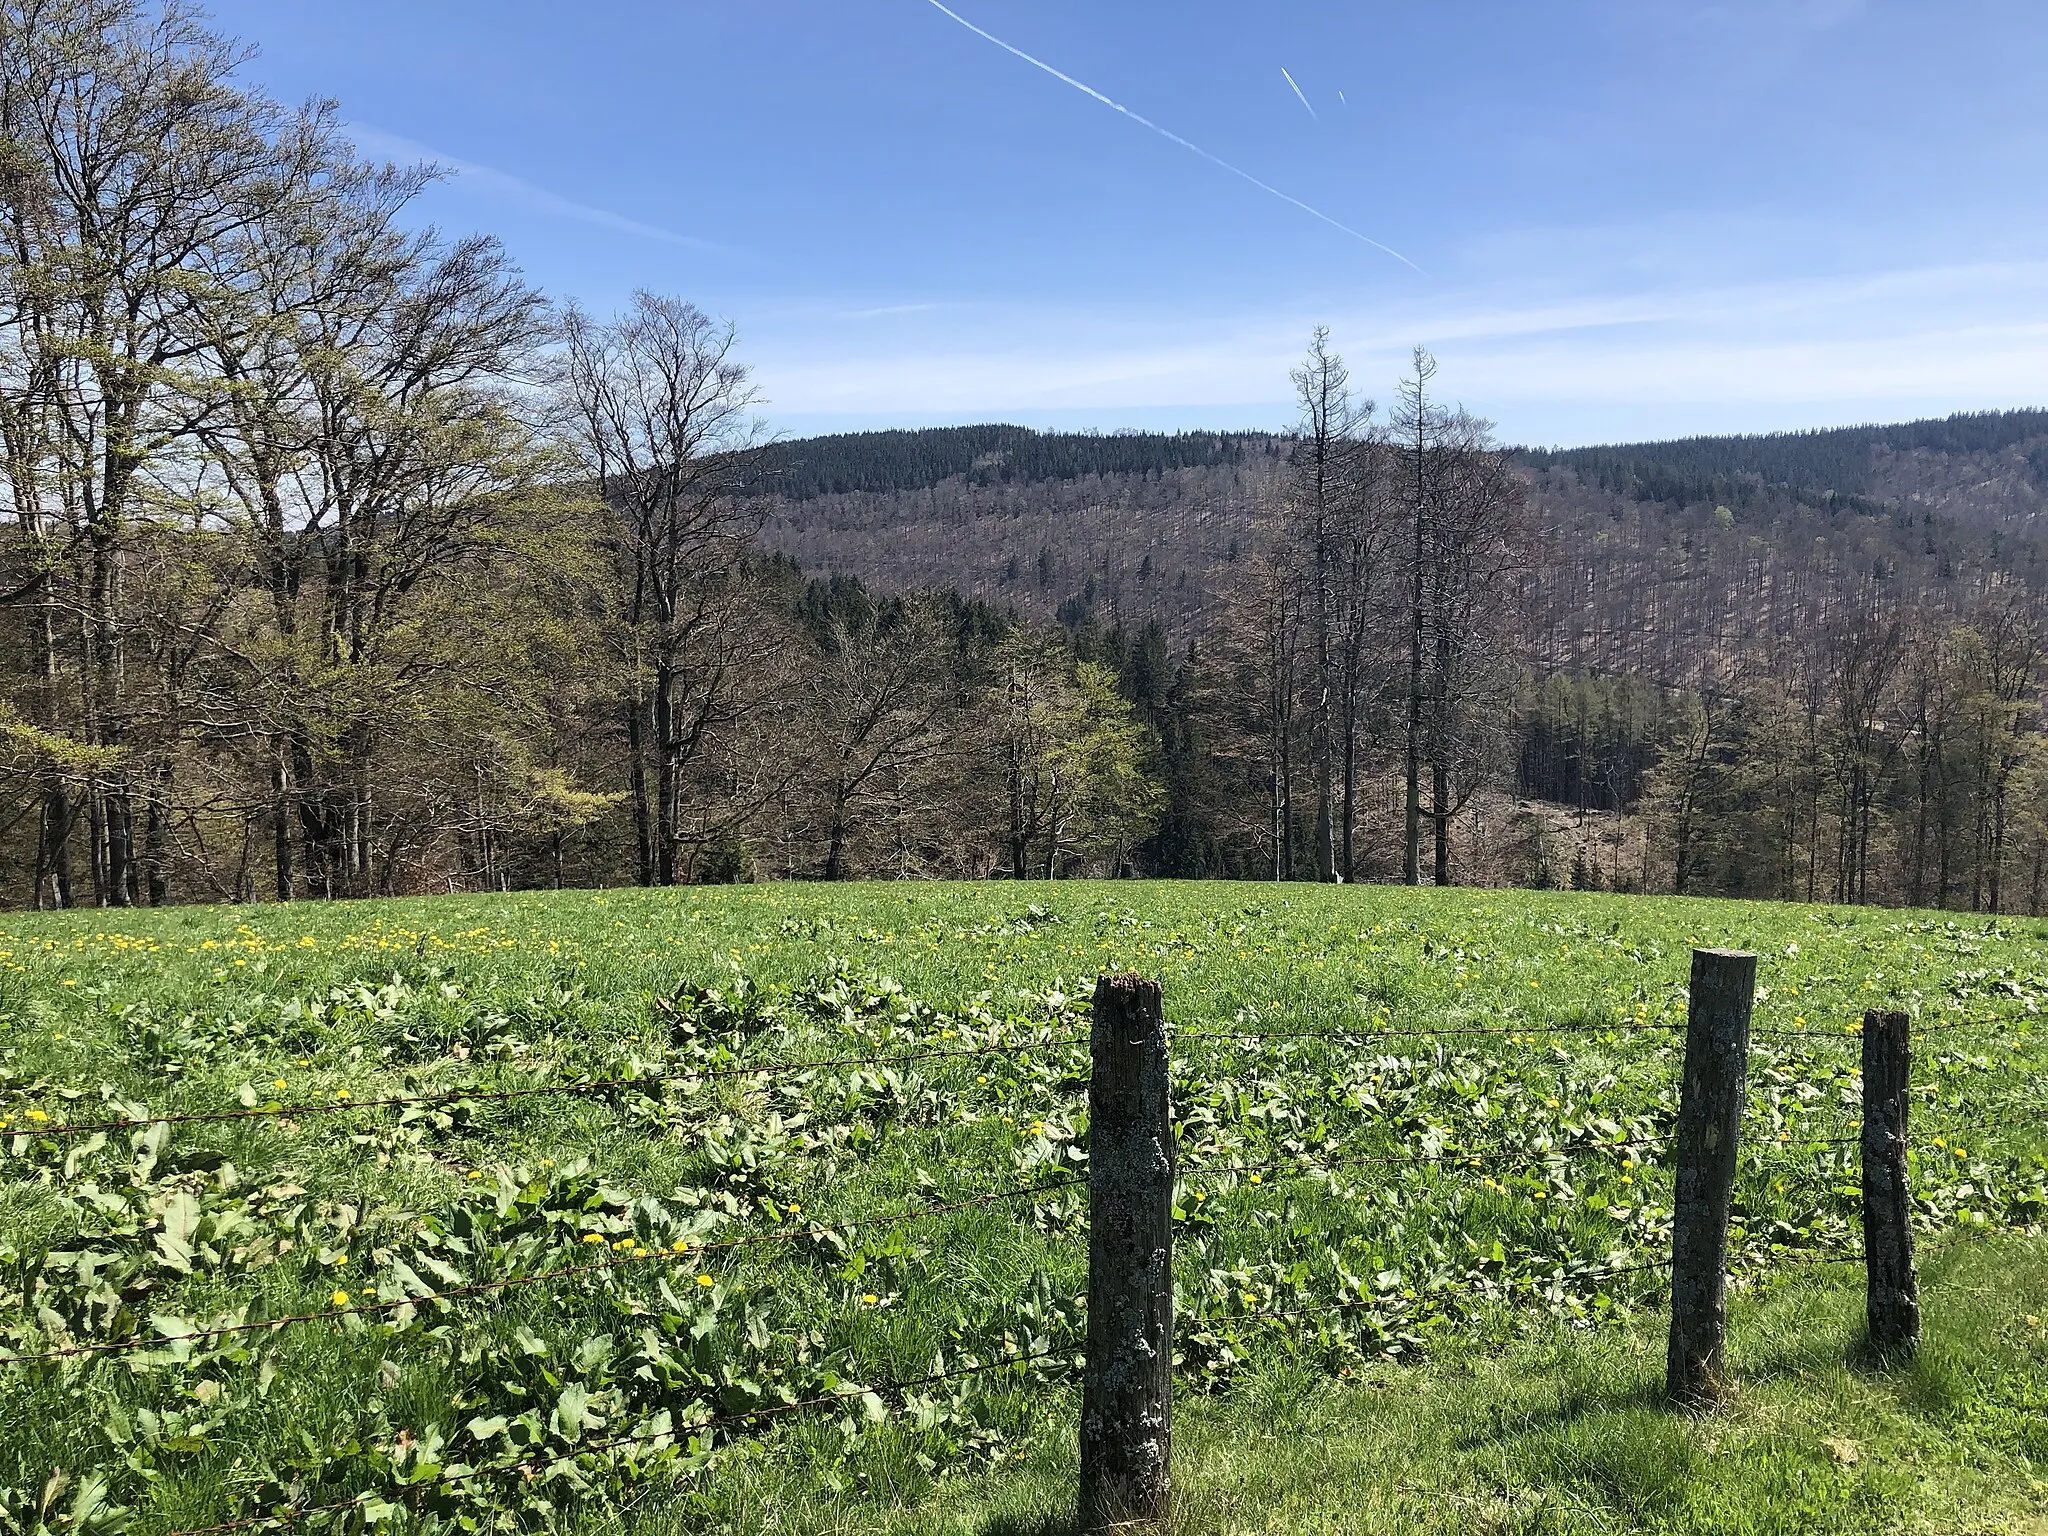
[0,882,2043,1529]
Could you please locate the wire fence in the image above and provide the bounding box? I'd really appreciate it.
[3,1031,1089,1143]
[4,981,2042,1533]
[162,1347,1067,1536]
[0,1172,1087,1368]
[8,1003,2029,1143]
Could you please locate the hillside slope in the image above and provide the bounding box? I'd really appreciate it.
[757,411,2048,684]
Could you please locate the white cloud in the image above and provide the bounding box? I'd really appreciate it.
[744,257,2048,445]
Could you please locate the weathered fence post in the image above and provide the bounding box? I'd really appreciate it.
[1862,1008,1919,1359]
[1080,973,1173,1533]
[1666,947,1755,1408]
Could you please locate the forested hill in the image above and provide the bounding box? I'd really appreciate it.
[757,406,2048,657]
[751,408,2048,505]
[1522,408,2048,514]
[744,424,1272,500]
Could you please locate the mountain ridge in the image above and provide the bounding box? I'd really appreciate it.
[747,408,2048,506]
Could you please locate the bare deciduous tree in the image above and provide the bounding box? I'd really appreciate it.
[557,292,770,886]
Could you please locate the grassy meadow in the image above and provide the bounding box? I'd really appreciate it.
[1,881,2045,1534]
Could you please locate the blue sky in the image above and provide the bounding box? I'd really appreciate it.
[205,1,2047,445]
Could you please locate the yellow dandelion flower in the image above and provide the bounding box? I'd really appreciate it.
[862,1293,878,1305]
[582,1233,605,1244]
[697,1274,715,1288]
[26,1109,48,1123]
[331,1290,351,1306]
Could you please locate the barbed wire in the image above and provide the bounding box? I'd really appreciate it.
[0,1173,1086,1368]
[1178,1121,1881,1190]
[8,1009,2030,1144]
[1176,1021,1683,1045]
[1192,1255,1676,1335]
[159,1344,1068,1536]
[166,1217,2018,1535]
[1755,1010,2036,1041]
[1179,1133,1678,1185]
[9,1093,2028,1369]
[1174,1008,2033,1050]
[1,1033,1087,1143]
[14,1111,2004,1368]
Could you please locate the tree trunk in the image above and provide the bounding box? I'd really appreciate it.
[1403,523,1425,885]
[38,787,74,910]
[142,755,172,906]
[824,784,850,880]
[1432,758,1451,886]
[272,740,295,902]
[1340,672,1357,884]
[653,661,679,886]
[625,695,653,886]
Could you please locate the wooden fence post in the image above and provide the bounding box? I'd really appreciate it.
[1080,973,1173,1533]
[1666,947,1755,1408]
[1862,1008,1919,1358]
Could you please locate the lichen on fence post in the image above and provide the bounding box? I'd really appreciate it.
[1862,1008,1920,1358]
[1079,972,1173,1532]
[1666,946,1755,1408]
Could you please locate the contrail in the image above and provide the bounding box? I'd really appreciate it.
[1280,67,1317,120]
[920,0,1420,272]
[347,123,736,256]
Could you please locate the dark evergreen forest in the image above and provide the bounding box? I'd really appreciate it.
[751,409,2048,513]
[742,425,1271,500]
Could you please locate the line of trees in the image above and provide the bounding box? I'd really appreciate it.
[1186,337,1524,887]
[0,0,1166,906]
[4,2,2045,914]
[1639,600,2047,910]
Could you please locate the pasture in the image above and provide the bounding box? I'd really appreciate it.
[1,882,2044,1533]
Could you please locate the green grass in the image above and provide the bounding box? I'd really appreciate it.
[0,882,2044,1533]
[769,1231,2048,1536]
